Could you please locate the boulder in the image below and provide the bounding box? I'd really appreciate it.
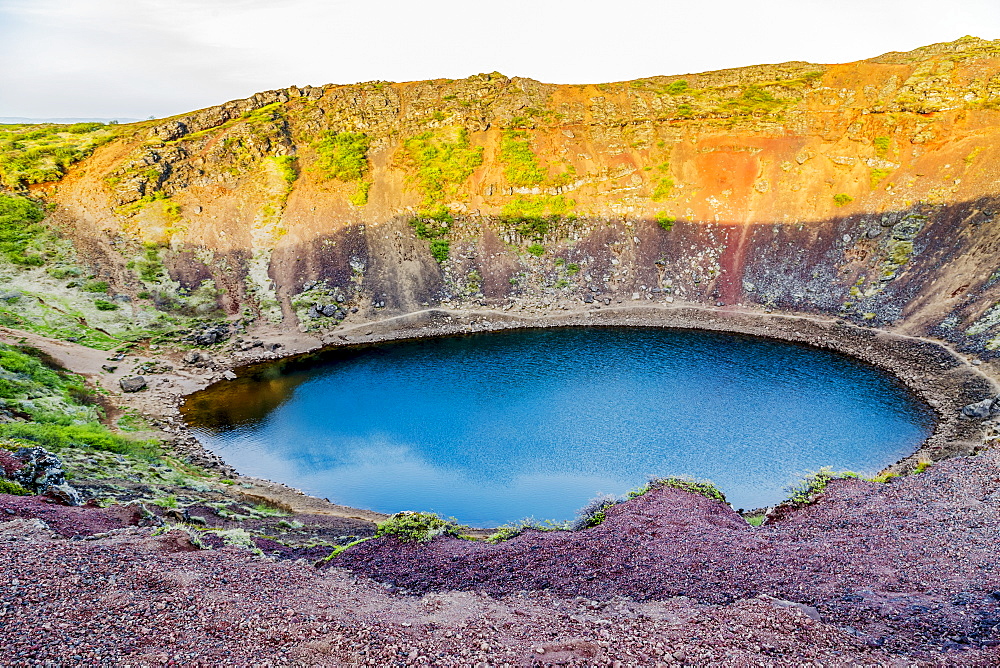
[11,447,83,506]
[961,397,999,418]
[119,376,147,393]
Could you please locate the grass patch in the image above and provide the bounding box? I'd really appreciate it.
[312,131,370,181]
[526,243,545,256]
[0,423,161,460]
[499,195,575,240]
[833,193,853,207]
[499,130,545,186]
[0,193,47,266]
[0,123,117,189]
[397,127,483,206]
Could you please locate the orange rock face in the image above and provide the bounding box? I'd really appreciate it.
[27,37,1000,353]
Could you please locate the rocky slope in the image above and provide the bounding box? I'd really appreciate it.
[0,36,996,360]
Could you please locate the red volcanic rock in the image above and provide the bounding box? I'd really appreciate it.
[335,448,1000,654]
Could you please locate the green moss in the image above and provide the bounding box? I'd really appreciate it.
[964,147,984,165]
[321,537,372,560]
[0,479,31,495]
[666,80,689,95]
[717,84,785,117]
[409,206,453,240]
[526,243,545,256]
[870,168,892,188]
[137,243,165,283]
[499,130,545,187]
[397,128,484,206]
[833,193,854,207]
[873,136,891,157]
[889,240,914,266]
[374,511,468,543]
[312,131,370,181]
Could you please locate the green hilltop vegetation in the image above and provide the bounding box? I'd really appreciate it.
[0,122,118,189]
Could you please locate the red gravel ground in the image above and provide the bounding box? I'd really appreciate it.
[3,447,1000,664]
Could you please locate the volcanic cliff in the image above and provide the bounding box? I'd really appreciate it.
[3,36,997,357]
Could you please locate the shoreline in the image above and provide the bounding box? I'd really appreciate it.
[6,301,999,525]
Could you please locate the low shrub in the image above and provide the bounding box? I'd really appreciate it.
[572,493,622,530]
[429,239,450,263]
[784,467,858,505]
[628,476,727,503]
[486,517,570,543]
[93,299,118,311]
[374,511,468,543]
[81,280,109,293]
[656,212,676,231]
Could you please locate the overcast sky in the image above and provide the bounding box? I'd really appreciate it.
[1,0,998,120]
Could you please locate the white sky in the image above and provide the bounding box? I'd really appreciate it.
[1,0,998,119]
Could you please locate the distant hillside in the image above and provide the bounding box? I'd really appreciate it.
[0,117,139,125]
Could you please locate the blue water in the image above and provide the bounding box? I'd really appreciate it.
[182,327,934,527]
